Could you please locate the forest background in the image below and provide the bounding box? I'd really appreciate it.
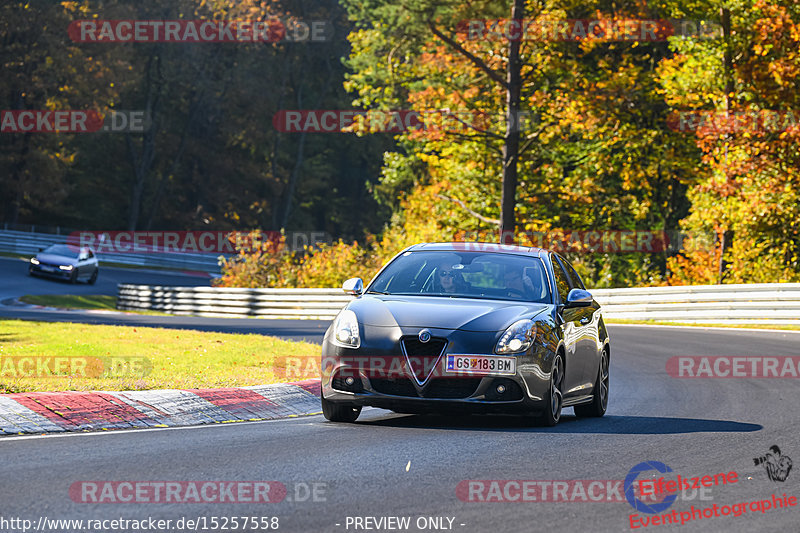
[2,0,798,288]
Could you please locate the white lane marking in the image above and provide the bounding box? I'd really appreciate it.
[606,323,800,335]
[0,407,396,442]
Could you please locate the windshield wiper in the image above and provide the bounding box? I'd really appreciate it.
[366,290,390,295]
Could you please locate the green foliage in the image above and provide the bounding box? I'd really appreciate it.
[1,0,392,240]
[4,0,798,287]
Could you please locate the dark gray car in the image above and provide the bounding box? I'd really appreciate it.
[29,244,99,284]
[320,242,610,425]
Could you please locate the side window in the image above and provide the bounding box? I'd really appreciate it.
[560,257,585,290]
[550,254,571,303]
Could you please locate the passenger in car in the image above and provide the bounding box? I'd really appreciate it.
[503,265,538,300]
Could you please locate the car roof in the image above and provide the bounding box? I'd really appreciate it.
[407,242,546,258]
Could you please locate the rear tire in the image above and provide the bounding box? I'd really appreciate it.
[321,397,361,423]
[536,354,564,427]
[574,348,609,418]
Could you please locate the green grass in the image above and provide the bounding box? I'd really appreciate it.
[20,294,118,311]
[19,294,172,316]
[0,252,29,260]
[605,319,800,331]
[0,319,321,393]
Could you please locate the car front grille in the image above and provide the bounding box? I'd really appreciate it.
[369,377,482,399]
[401,337,447,357]
[423,378,482,399]
[370,378,418,397]
[401,336,447,382]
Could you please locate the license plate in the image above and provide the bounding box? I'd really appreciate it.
[40,266,55,272]
[445,355,516,375]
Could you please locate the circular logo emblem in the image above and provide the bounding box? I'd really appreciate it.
[624,461,677,514]
[418,329,431,343]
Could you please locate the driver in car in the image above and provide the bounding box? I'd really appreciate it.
[503,265,538,300]
[435,261,468,294]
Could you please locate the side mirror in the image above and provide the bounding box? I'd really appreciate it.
[564,288,593,308]
[342,277,363,296]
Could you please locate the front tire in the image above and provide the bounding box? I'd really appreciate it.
[321,397,361,423]
[88,269,98,285]
[575,348,609,418]
[69,270,78,284]
[536,354,564,427]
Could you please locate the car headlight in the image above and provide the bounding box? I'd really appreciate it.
[332,309,360,349]
[59,265,74,271]
[496,319,537,354]
[30,258,39,265]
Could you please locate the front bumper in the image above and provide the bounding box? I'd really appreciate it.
[321,325,555,415]
[29,263,74,279]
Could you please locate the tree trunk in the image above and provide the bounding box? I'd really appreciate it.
[127,50,161,231]
[8,133,30,225]
[500,0,524,244]
[718,7,734,283]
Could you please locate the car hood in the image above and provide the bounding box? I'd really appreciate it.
[35,253,77,265]
[348,295,549,332]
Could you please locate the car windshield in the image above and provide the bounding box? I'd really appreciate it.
[42,244,80,258]
[368,251,552,303]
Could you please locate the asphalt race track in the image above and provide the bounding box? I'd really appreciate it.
[2,257,800,531]
[0,256,210,300]
[0,256,329,342]
[2,328,800,530]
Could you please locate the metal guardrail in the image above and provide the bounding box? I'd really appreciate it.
[591,283,800,325]
[117,282,800,324]
[117,285,353,319]
[0,229,223,273]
